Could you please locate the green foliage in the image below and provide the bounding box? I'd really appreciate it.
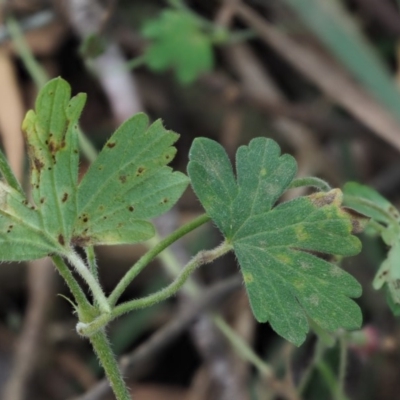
[188,138,363,345]
[142,10,214,83]
[0,77,189,261]
[344,182,400,314]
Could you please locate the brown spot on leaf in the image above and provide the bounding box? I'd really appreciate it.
[342,207,370,234]
[71,236,91,246]
[58,234,65,245]
[119,175,127,183]
[136,167,145,176]
[33,158,44,171]
[83,216,88,223]
[309,189,342,208]
[162,198,169,204]
[128,206,134,212]
[7,225,13,233]
[62,193,68,203]
[40,198,45,204]
[107,142,116,148]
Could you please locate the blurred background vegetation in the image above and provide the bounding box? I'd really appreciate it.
[1,0,400,399]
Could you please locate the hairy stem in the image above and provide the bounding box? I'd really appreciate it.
[108,213,210,307]
[89,330,130,400]
[85,246,99,282]
[113,241,232,316]
[51,254,92,315]
[66,250,110,313]
[288,177,332,192]
[79,240,232,336]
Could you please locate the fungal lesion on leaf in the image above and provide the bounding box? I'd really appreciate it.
[61,193,68,203]
[136,166,145,176]
[33,157,44,172]
[58,234,65,245]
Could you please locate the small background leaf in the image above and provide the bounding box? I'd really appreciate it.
[142,10,214,83]
[188,137,362,346]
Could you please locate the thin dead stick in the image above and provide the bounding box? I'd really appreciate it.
[232,1,400,152]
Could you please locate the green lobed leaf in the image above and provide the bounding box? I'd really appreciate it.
[15,77,188,258]
[343,182,399,225]
[142,10,214,83]
[72,113,189,246]
[23,77,85,245]
[188,137,362,346]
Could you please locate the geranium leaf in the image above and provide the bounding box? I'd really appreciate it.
[23,77,85,245]
[188,137,362,346]
[73,113,189,246]
[142,10,214,83]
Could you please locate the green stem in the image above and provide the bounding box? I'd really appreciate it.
[89,330,130,400]
[288,177,332,192]
[108,213,210,307]
[85,246,99,282]
[112,241,232,316]
[317,360,350,400]
[298,337,327,394]
[51,254,92,315]
[147,233,200,296]
[6,15,48,88]
[66,250,110,314]
[0,148,24,195]
[213,314,273,377]
[80,240,232,336]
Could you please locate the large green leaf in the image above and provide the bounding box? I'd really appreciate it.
[142,10,214,83]
[188,137,362,346]
[72,113,189,246]
[8,77,189,259]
